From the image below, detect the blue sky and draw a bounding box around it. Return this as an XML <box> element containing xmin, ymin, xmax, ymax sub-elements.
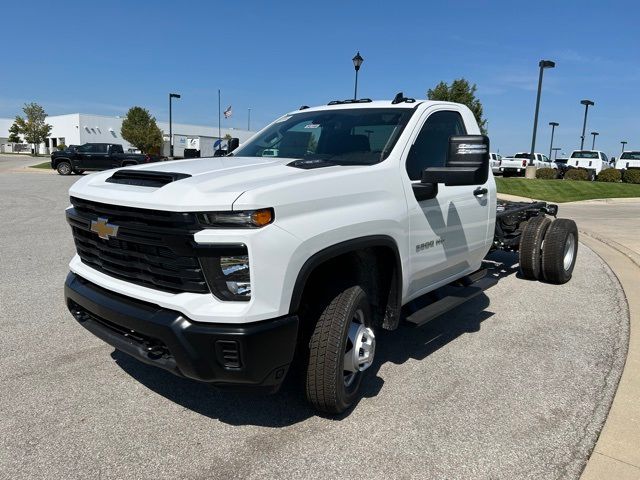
<box><xmin>2</xmin><ymin>0</ymin><xmax>638</xmax><ymax>156</ymax></box>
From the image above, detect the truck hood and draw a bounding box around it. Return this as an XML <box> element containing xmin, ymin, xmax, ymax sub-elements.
<box><xmin>68</xmin><ymin>156</ymin><xmax>350</xmax><ymax>211</ymax></box>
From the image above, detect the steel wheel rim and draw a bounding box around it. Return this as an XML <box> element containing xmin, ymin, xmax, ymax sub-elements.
<box><xmin>564</xmin><ymin>233</ymin><xmax>576</xmax><ymax>271</ymax></box>
<box><xmin>59</xmin><ymin>163</ymin><xmax>70</xmax><ymax>174</ymax></box>
<box><xmin>343</xmin><ymin>309</ymin><xmax>375</xmax><ymax>387</ymax></box>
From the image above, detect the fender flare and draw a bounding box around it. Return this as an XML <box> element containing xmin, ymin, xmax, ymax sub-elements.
<box><xmin>288</xmin><ymin>235</ymin><xmax>402</xmax><ymax>316</ymax></box>
<box><xmin>53</xmin><ymin>157</ymin><xmax>71</xmax><ymax>167</ymax></box>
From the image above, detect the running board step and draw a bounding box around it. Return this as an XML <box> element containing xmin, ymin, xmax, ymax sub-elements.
<box><xmin>405</xmin><ymin>275</ymin><xmax>498</xmax><ymax>327</ymax></box>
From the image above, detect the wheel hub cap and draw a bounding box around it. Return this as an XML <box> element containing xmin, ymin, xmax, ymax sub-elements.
<box><xmin>343</xmin><ymin>310</ymin><xmax>375</xmax><ymax>386</ymax></box>
<box><xmin>564</xmin><ymin>233</ymin><xmax>576</xmax><ymax>271</ymax></box>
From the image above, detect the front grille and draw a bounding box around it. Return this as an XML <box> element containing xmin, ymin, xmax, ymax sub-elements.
<box><xmin>68</xmin><ymin>197</ymin><xmax>209</xmax><ymax>294</ymax></box>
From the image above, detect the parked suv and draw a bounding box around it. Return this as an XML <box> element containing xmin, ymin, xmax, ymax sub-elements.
<box><xmin>50</xmin><ymin>143</ymin><xmax>163</xmax><ymax>175</ymax></box>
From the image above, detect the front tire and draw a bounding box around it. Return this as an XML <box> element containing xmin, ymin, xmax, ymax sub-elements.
<box><xmin>56</xmin><ymin>161</ymin><xmax>72</xmax><ymax>175</ymax></box>
<box><xmin>306</xmin><ymin>285</ymin><xmax>375</xmax><ymax>414</ymax></box>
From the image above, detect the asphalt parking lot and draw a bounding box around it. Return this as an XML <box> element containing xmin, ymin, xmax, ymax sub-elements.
<box><xmin>0</xmin><ymin>155</ymin><xmax>629</xmax><ymax>479</ymax></box>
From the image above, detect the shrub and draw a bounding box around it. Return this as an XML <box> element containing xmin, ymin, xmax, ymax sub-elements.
<box><xmin>622</xmin><ymin>169</ymin><xmax>640</xmax><ymax>184</ymax></box>
<box><xmin>564</xmin><ymin>168</ymin><xmax>589</xmax><ymax>181</ymax></box>
<box><xmin>596</xmin><ymin>168</ymin><xmax>622</xmax><ymax>182</ymax></box>
<box><xmin>535</xmin><ymin>168</ymin><xmax>557</xmax><ymax>179</ymax></box>
<box><xmin>57</xmin><ymin>143</ymin><xmax>66</xmax><ymax>151</ymax></box>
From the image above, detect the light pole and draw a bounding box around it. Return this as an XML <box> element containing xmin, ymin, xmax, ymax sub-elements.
<box><xmin>247</xmin><ymin>108</ymin><xmax>251</xmax><ymax>131</ymax></box>
<box><xmin>548</xmin><ymin>122</ymin><xmax>559</xmax><ymax>159</ymax></box>
<box><xmin>169</xmin><ymin>93</ymin><xmax>181</xmax><ymax>157</ymax></box>
<box><xmin>621</xmin><ymin>140</ymin><xmax>627</xmax><ymax>153</ymax></box>
<box><xmin>579</xmin><ymin>99</ymin><xmax>594</xmax><ymax>149</ymax></box>
<box><xmin>528</xmin><ymin>60</ymin><xmax>555</xmax><ymax>176</ymax></box>
<box><xmin>591</xmin><ymin>131</ymin><xmax>599</xmax><ymax>150</ymax></box>
<box><xmin>352</xmin><ymin>51</ymin><xmax>364</xmax><ymax>100</ymax></box>
<box><xmin>552</xmin><ymin>147</ymin><xmax>561</xmax><ymax>160</ymax></box>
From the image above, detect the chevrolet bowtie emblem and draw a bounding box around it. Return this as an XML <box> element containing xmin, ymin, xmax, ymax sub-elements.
<box><xmin>90</xmin><ymin>217</ymin><xmax>119</xmax><ymax>240</ymax></box>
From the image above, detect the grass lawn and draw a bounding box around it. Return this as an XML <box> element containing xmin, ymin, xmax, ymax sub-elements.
<box><xmin>29</xmin><ymin>162</ymin><xmax>51</xmax><ymax>169</ymax></box>
<box><xmin>496</xmin><ymin>177</ymin><xmax>640</xmax><ymax>203</ymax></box>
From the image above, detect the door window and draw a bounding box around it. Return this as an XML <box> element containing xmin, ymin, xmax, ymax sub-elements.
<box><xmin>93</xmin><ymin>144</ymin><xmax>108</xmax><ymax>153</ymax></box>
<box><xmin>406</xmin><ymin>110</ymin><xmax>467</xmax><ymax>180</ymax></box>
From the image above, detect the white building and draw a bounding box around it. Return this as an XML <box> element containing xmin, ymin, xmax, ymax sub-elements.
<box><xmin>0</xmin><ymin>113</ymin><xmax>255</xmax><ymax>156</ymax></box>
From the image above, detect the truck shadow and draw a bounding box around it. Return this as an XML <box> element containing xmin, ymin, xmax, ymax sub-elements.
<box><xmin>111</xmin><ymin>251</ymin><xmax>521</xmax><ymax>427</ymax></box>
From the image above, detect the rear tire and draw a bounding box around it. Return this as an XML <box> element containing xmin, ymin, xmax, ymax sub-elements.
<box><xmin>305</xmin><ymin>285</ymin><xmax>374</xmax><ymax>414</ymax></box>
<box><xmin>56</xmin><ymin>161</ymin><xmax>72</xmax><ymax>175</ymax></box>
<box><xmin>542</xmin><ymin>219</ymin><xmax>579</xmax><ymax>284</ymax></box>
<box><xmin>519</xmin><ymin>215</ymin><xmax>552</xmax><ymax>280</ymax></box>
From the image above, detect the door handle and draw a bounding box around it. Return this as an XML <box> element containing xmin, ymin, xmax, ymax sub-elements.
<box><xmin>473</xmin><ymin>187</ymin><xmax>488</xmax><ymax>197</ymax></box>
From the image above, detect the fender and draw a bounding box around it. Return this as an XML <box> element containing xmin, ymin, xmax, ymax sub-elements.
<box><xmin>288</xmin><ymin>235</ymin><xmax>402</xmax><ymax>318</ymax></box>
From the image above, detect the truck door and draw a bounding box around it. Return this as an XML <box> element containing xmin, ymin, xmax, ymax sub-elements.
<box><xmin>74</xmin><ymin>144</ymin><xmax>100</xmax><ymax>169</ymax></box>
<box><xmin>404</xmin><ymin>108</ymin><xmax>491</xmax><ymax>300</ymax></box>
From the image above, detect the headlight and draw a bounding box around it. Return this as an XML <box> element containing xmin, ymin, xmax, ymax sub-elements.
<box><xmin>199</xmin><ymin>247</ymin><xmax>252</xmax><ymax>301</ymax></box>
<box><xmin>197</xmin><ymin>208</ymin><xmax>274</xmax><ymax>228</ymax></box>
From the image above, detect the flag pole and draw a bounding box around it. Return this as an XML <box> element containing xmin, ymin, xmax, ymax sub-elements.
<box><xmin>218</xmin><ymin>89</ymin><xmax>221</xmax><ymax>153</ymax></box>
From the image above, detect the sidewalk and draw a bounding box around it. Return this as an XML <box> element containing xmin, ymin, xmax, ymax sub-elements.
<box><xmin>499</xmin><ymin>194</ymin><xmax>640</xmax><ymax>479</ymax></box>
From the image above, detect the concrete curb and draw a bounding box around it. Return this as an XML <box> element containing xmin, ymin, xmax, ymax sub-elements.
<box><xmin>579</xmin><ymin>234</ymin><xmax>640</xmax><ymax>479</ymax></box>
<box><xmin>497</xmin><ymin>193</ymin><xmax>640</xmax><ymax>205</ymax></box>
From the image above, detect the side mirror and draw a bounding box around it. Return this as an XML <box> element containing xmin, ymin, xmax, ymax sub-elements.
<box><xmin>422</xmin><ymin>135</ymin><xmax>490</xmax><ymax>186</ymax></box>
<box><xmin>227</xmin><ymin>137</ymin><xmax>240</xmax><ymax>153</ymax></box>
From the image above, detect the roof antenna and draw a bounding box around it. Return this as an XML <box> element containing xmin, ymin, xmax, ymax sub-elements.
<box><xmin>392</xmin><ymin>92</ymin><xmax>404</xmax><ymax>104</ymax></box>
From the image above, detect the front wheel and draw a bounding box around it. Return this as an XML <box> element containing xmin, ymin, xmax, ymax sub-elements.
<box><xmin>56</xmin><ymin>161</ymin><xmax>72</xmax><ymax>175</ymax></box>
<box><xmin>306</xmin><ymin>285</ymin><xmax>375</xmax><ymax>414</ymax></box>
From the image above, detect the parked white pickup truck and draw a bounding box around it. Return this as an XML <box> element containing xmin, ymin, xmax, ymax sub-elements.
<box><xmin>64</xmin><ymin>95</ymin><xmax>578</xmax><ymax>413</ymax></box>
<box><xmin>615</xmin><ymin>151</ymin><xmax>640</xmax><ymax>171</ymax></box>
<box><xmin>489</xmin><ymin>152</ymin><xmax>502</xmax><ymax>175</ymax></box>
<box><xmin>499</xmin><ymin>152</ymin><xmax>555</xmax><ymax>176</ymax></box>
<box><xmin>567</xmin><ymin>150</ymin><xmax>610</xmax><ymax>180</ymax></box>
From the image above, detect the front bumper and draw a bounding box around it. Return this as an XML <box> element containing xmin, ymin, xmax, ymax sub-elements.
<box><xmin>65</xmin><ymin>272</ymin><xmax>298</xmax><ymax>392</ymax></box>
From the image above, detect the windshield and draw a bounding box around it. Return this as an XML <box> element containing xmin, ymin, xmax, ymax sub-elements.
<box><xmin>514</xmin><ymin>153</ymin><xmax>531</xmax><ymax>159</ymax></box>
<box><xmin>571</xmin><ymin>151</ymin><xmax>599</xmax><ymax>159</ymax></box>
<box><xmin>621</xmin><ymin>152</ymin><xmax>640</xmax><ymax>160</ymax></box>
<box><xmin>233</xmin><ymin>108</ymin><xmax>414</xmax><ymax>165</ymax></box>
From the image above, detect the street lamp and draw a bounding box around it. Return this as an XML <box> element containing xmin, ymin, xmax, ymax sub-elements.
<box><xmin>591</xmin><ymin>131</ymin><xmax>599</xmax><ymax>150</ymax></box>
<box><xmin>352</xmin><ymin>51</ymin><xmax>364</xmax><ymax>100</ymax></box>
<box><xmin>552</xmin><ymin>147</ymin><xmax>562</xmax><ymax>160</ymax></box>
<box><xmin>579</xmin><ymin>99</ymin><xmax>594</xmax><ymax>149</ymax></box>
<box><xmin>548</xmin><ymin>122</ymin><xmax>559</xmax><ymax>159</ymax></box>
<box><xmin>169</xmin><ymin>93</ymin><xmax>181</xmax><ymax>157</ymax></box>
<box><xmin>621</xmin><ymin>140</ymin><xmax>627</xmax><ymax>153</ymax></box>
<box><xmin>528</xmin><ymin>60</ymin><xmax>555</xmax><ymax>173</ymax></box>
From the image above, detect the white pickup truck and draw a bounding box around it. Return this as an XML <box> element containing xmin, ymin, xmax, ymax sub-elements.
<box><xmin>615</xmin><ymin>151</ymin><xmax>640</xmax><ymax>171</ymax></box>
<box><xmin>499</xmin><ymin>152</ymin><xmax>555</xmax><ymax>176</ymax></box>
<box><xmin>64</xmin><ymin>95</ymin><xmax>578</xmax><ymax>413</ymax></box>
<box><xmin>568</xmin><ymin>150</ymin><xmax>610</xmax><ymax>180</ymax></box>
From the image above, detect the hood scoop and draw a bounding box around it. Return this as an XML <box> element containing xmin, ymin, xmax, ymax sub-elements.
<box><xmin>287</xmin><ymin>159</ymin><xmax>337</xmax><ymax>170</ymax></box>
<box><xmin>105</xmin><ymin>170</ymin><xmax>191</xmax><ymax>187</ymax></box>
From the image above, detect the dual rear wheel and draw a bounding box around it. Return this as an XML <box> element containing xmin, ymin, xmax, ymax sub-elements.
<box><xmin>519</xmin><ymin>217</ymin><xmax>578</xmax><ymax>284</ymax></box>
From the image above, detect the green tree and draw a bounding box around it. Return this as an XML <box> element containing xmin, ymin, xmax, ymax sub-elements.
<box><xmin>7</xmin><ymin>122</ymin><xmax>21</xmax><ymax>143</ymax></box>
<box><xmin>13</xmin><ymin>103</ymin><xmax>52</xmax><ymax>156</ymax></box>
<box><xmin>427</xmin><ymin>79</ymin><xmax>487</xmax><ymax>134</ymax></box>
<box><xmin>120</xmin><ymin>106</ymin><xmax>163</xmax><ymax>154</ymax></box>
